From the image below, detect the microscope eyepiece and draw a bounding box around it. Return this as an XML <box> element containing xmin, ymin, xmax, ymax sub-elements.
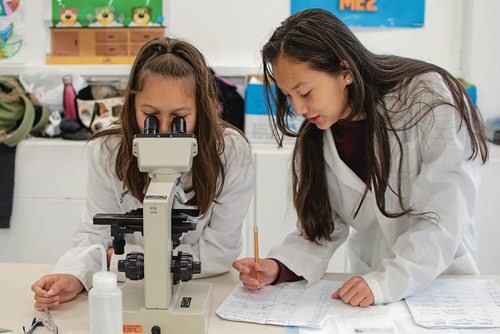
<box><xmin>144</xmin><ymin>115</ymin><xmax>159</xmax><ymax>134</ymax></box>
<box><xmin>144</xmin><ymin>116</ymin><xmax>187</xmax><ymax>134</ymax></box>
<box><xmin>172</xmin><ymin>117</ymin><xmax>186</xmax><ymax>134</ymax></box>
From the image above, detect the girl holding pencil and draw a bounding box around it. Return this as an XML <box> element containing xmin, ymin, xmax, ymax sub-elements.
<box><xmin>232</xmin><ymin>9</ymin><xmax>488</xmax><ymax>307</ymax></box>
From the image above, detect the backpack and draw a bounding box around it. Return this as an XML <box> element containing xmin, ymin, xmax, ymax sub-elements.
<box><xmin>0</xmin><ymin>76</ymin><xmax>49</xmax><ymax>147</ymax></box>
<box><xmin>211</xmin><ymin>70</ymin><xmax>245</xmax><ymax>131</ymax></box>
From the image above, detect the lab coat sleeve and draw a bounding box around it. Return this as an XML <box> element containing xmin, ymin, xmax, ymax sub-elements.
<box><xmin>267</xmin><ymin>214</ymin><xmax>349</xmax><ymax>286</ymax></box>
<box><xmin>175</xmin><ymin>129</ymin><xmax>255</xmax><ymax>277</ymax></box>
<box><xmin>53</xmin><ymin>138</ymin><xmax>122</xmax><ymax>290</ymax></box>
<box><xmin>362</xmin><ymin>77</ymin><xmax>482</xmax><ymax>304</ymax></box>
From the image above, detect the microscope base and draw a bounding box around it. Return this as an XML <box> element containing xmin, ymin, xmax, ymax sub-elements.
<box><xmin>121</xmin><ymin>280</ymin><xmax>213</xmax><ymax>334</ymax></box>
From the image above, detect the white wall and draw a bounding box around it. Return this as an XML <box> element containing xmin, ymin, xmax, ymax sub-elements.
<box><xmin>462</xmin><ymin>0</ymin><xmax>500</xmax><ymax>120</ymax></box>
<box><xmin>166</xmin><ymin>0</ymin><xmax>289</xmax><ymax>74</ymax></box>
<box><xmin>167</xmin><ymin>0</ymin><xmax>463</xmax><ymax>74</ymax></box>
<box><xmin>1</xmin><ymin>0</ymin><xmax>465</xmax><ymax>77</ymax></box>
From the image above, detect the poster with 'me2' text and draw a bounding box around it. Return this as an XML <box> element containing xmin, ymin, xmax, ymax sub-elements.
<box><xmin>291</xmin><ymin>0</ymin><xmax>425</xmax><ymax>28</ymax></box>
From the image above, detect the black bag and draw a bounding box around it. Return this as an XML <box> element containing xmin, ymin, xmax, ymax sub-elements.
<box><xmin>212</xmin><ymin>71</ymin><xmax>245</xmax><ymax>132</ymax></box>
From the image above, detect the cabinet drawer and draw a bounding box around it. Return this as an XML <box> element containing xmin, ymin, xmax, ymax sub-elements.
<box><xmin>95</xmin><ymin>43</ymin><xmax>128</xmax><ymax>56</ymax></box>
<box><xmin>130</xmin><ymin>29</ymin><xmax>164</xmax><ymax>43</ymax></box>
<box><xmin>95</xmin><ymin>31</ymin><xmax>127</xmax><ymax>43</ymax></box>
<box><xmin>130</xmin><ymin>42</ymin><xmax>146</xmax><ymax>56</ymax></box>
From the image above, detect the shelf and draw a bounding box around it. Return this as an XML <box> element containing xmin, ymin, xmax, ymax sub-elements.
<box><xmin>46</xmin><ymin>56</ymin><xmax>135</xmax><ymax>64</ymax></box>
<box><xmin>0</xmin><ymin>63</ymin><xmax>259</xmax><ymax>78</ymax></box>
<box><xmin>0</xmin><ymin>63</ymin><xmax>132</xmax><ymax>78</ymax></box>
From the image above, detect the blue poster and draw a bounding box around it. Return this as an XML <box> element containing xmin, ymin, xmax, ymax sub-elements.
<box><xmin>291</xmin><ymin>0</ymin><xmax>425</xmax><ymax>28</ymax></box>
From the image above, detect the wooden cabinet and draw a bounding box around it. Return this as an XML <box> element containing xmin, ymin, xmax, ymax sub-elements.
<box><xmin>51</xmin><ymin>30</ymin><xmax>79</xmax><ymax>56</ymax></box>
<box><xmin>130</xmin><ymin>29</ymin><xmax>160</xmax><ymax>56</ymax></box>
<box><xmin>47</xmin><ymin>27</ymin><xmax>165</xmax><ymax>64</ymax></box>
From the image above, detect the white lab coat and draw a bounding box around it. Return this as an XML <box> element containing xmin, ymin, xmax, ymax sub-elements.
<box><xmin>54</xmin><ymin>128</ymin><xmax>255</xmax><ymax>290</ymax></box>
<box><xmin>267</xmin><ymin>73</ymin><xmax>482</xmax><ymax>304</ymax></box>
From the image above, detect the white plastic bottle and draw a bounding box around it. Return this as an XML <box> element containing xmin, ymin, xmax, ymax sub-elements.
<box><xmin>89</xmin><ymin>271</ymin><xmax>123</xmax><ymax>334</ymax></box>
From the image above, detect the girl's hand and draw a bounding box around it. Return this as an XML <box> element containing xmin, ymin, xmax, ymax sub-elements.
<box><xmin>232</xmin><ymin>258</ymin><xmax>279</xmax><ymax>290</ymax></box>
<box><xmin>332</xmin><ymin>276</ymin><xmax>374</xmax><ymax>307</ymax></box>
<box><xmin>31</xmin><ymin>274</ymin><xmax>84</xmax><ymax>310</ymax></box>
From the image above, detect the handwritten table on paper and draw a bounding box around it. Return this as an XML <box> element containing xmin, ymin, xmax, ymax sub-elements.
<box><xmin>405</xmin><ymin>279</ymin><xmax>500</xmax><ymax>329</ymax></box>
<box><xmin>216</xmin><ymin>280</ymin><xmax>343</xmax><ymax>328</ymax></box>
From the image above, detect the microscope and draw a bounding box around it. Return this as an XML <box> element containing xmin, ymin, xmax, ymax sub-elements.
<box><xmin>94</xmin><ymin>116</ymin><xmax>212</xmax><ymax>334</ymax></box>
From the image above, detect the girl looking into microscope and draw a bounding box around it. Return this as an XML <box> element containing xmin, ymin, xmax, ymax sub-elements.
<box><xmin>32</xmin><ymin>37</ymin><xmax>255</xmax><ymax>309</ymax></box>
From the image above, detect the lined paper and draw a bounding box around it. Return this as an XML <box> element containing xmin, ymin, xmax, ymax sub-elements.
<box><xmin>216</xmin><ymin>280</ymin><xmax>342</xmax><ymax>328</ymax></box>
<box><xmin>405</xmin><ymin>279</ymin><xmax>500</xmax><ymax>329</ymax></box>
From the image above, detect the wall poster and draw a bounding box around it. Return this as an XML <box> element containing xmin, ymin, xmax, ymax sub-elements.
<box><xmin>51</xmin><ymin>0</ymin><xmax>164</xmax><ymax>28</ymax></box>
<box><xmin>291</xmin><ymin>0</ymin><xmax>425</xmax><ymax>28</ymax></box>
<box><xmin>0</xmin><ymin>0</ymin><xmax>25</xmax><ymax>62</ymax></box>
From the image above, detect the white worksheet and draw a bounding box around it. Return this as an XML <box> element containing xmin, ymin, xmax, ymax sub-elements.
<box><xmin>332</xmin><ymin>306</ymin><xmax>397</xmax><ymax>334</ymax></box>
<box><xmin>405</xmin><ymin>279</ymin><xmax>500</xmax><ymax>329</ymax></box>
<box><xmin>216</xmin><ymin>280</ymin><xmax>342</xmax><ymax>328</ymax></box>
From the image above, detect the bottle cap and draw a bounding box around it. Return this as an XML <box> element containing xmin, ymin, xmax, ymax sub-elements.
<box><xmin>92</xmin><ymin>271</ymin><xmax>118</xmax><ymax>289</ymax></box>
<box><xmin>62</xmin><ymin>75</ymin><xmax>73</xmax><ymax>84</ymax></box>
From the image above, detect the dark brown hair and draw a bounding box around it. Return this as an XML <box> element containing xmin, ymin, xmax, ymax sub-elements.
<box><xmin>94</xmin><ymin>37</ymin><xmax>233</xmax><ymax>215</ymax></box>
<box><xmin>262</xmin><ymin>9</ymin><xmax>488</xmax><ymax>242</ymax></box>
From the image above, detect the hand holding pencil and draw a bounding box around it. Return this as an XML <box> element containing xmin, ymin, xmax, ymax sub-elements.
<box><xmin>232</xmin><ymin>226</ymin><xmax>280</xmax><ymax>290</ymax></box>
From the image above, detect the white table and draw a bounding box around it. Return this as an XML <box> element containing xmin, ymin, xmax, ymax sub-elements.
<box><xmin>2</xmin><ymin>263</ymin><xmax>500</xmax><ymax>334</ymax></box>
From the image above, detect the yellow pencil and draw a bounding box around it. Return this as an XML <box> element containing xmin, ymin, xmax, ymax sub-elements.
<box><xmin>253</xmin><ymin>226</ymin><xmax>260</xmax><ymax>281</ymax></box>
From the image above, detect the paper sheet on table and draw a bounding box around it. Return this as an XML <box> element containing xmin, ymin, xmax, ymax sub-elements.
<box><xmin>300</xmin><ymin>300</ymin><xmax>500</xmax><ymax>334</ymax></box>
<box><xmin>333</xmin><ymin>308</ymin><xmax>396</xmax><ymax>333</ymax></box>
<box><xmin>405</xmin><ymin>279</ymin><xmax>500</xmax><ymax>329</ymax></box>
<box><xmin>216</xmin><ymin>280</ymin><xmax>342</xmax><ymax>328</ymax></box>
<box><xmin>299</xmin><ymin>303</ymin><xmax>397</xmax><ymax>334</ymax></box>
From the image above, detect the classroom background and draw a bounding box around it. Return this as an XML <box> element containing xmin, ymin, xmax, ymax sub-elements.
<box><xmin>0</xmin><ymin>0</ymin><xmax>499</xmax><ymax>276</ymax></box>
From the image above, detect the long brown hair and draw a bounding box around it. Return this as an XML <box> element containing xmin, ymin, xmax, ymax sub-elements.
<box><xmin>262</xmin><ymin>9</ymin><xmax>488</xmax><ymax>242</ymax></box>
<box><xmin>94</xmin><ymin>37</ymin><xmax>231</xmax><ymax>215</ymax></box>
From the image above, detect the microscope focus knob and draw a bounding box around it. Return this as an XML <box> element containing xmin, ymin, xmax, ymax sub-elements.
<box><xmin>171</xmin><ymin>252</ymin><xmax>201</xmax><ymax>284</ymax></box>
<box><xmin>192</xmin><ymin>260</ymin><xmax>201</xmax><ymax>275</ymax></box>
<box><xmin>118</xmin><ymin>252</ymin><xmax>144</xmax><ymax>280</ymax></box>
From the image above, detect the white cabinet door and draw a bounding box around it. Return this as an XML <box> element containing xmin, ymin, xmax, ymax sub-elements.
<box><xmin>475</xmin><ymin>144</ymin><xmax>500</xmax><ymax>275</ymax></box>
<box><xmin>0</xmin><ymin>198</ymin><xmax>85</xmax><ymax>263</ymax></box>
<box><xmin>248</xmin><ymin>145</ymin><xmax>347</xmax><ymax>273</ymax></box>
<box><xmin>0</xmin><ymin>138</ymin><xmax>88</xmax><ymax>264</ymax></box>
